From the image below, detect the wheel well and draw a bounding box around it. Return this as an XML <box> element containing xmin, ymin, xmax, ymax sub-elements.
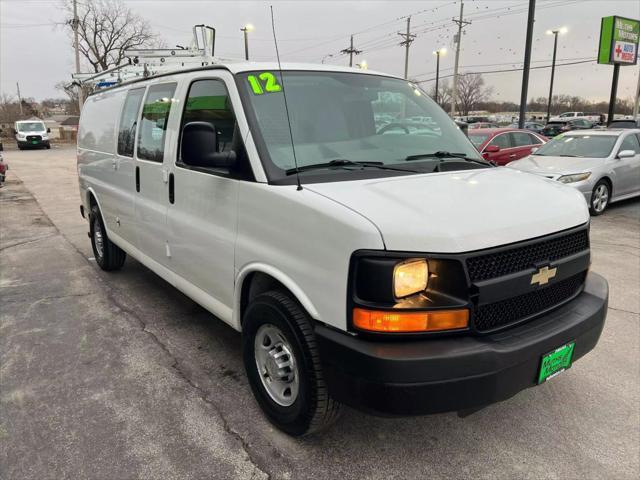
<box><xmin>599</xmin><ymin>176</ymin><xmax>613</xmax><ymax>196</ymax></box>
<box><xmin>88</xmin><ymin>191</ymin><xmax>97</xmax><ymax>209</ymax></box>
<box><xmin>240</xmin><ymin>272</ymin><xmax>290</xmax><ymax>325</ymax></box>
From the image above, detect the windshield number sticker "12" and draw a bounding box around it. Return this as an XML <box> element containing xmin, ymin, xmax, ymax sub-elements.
<box><xmin>247</xmin><ymin>72</ymin><xmax>282</xmax><ymax>94</ymax></box>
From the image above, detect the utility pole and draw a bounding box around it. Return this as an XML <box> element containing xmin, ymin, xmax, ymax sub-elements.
<box><xmin>450</xmin><ymin>0</ymin><xmax>471</xmax><ymax>118</ymax></box>
<box><xmin>16</xmin><ymin>82</ymin><xmax>23</xmax><ymax>116</ymax></box>
<box><xmin>72</xmin><ymin>0</ymin><xmax>83</xmax><ymax>110</ymax></box>
<box><xmin>341</xmin><ymin>35</ymin><xmax>361</xmax><ymax>67</ymax></box>
<box><xmin>398</xmin><ymin>17</ymin><xmax>416</xmax><ymax>79</ymax></box>
<box><xmin>518</xmin><ymin>0</ymin><xmax>536</xmax><ymax>129</ymax></box>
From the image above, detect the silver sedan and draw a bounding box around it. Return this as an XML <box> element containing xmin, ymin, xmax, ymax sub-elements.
<box><xmin>508</xmin><ymin>129</ymin><xmax>640</xmax><ymax>215</ymax></box>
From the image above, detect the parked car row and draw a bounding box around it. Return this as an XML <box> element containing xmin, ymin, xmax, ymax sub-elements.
<box><xmin>542</xmin><ymin>118</ymin><xmax>594</xmax><ymax>137</ymax></box>
<box><xmin>508</xmin><ymin>129</ymin><xmax>640</xmax><ymax>215</ymax></box>
<box><xmin>465</xmin><ymin>121</ymin><xmax>640</xmax><ymax>215</ymax></box>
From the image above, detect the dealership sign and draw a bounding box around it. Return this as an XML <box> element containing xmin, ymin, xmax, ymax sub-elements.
<box><xmin>598</xmin><ymin>16</ymin><xmax>639</xmax><ymax>65</ymax></box>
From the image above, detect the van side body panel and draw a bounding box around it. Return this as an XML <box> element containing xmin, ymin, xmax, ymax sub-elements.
<box><xmin>78</xmin><ymin>89</ymin><xmax>131</xmax><ymax>236</ymax></box>
<box><xmin>234</xmin><ymin>182</ymin><xmax>384</xmax><ymax>331</ymax></box>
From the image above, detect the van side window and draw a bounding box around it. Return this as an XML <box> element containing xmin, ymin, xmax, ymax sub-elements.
<box><xmin>117</xmin><ymin>88</ymin><xmax>145</xmax><ymax>157</ymax></box>
<box><xmin>137</xmin><ymin>83</ymin><xmax>177</xmax><ymax>162</ymax></box>
<box><xmin>180</xmin><ymin>79</ymin><xmax>236</xmax><ymax>156</ymax></box>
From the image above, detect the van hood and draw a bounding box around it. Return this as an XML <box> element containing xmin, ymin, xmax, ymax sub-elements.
<box><xmin>305</xmin><ymin>168</ymin><xmax>589</xmax><ymax>253</ymax></box>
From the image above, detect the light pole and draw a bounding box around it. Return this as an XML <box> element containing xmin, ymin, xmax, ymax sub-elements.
<box><xmin>356</xmin><ymin>60</ymin><xmax>368</xmax><ymax>70</ymax></box>
<box><xmin>241</xmin><ymin>24</ymin><xmax>254</xmax><ymax>61</ymax></box>
<box><xmin>433</xmin><ymin>48</ymin><xmax>447</xmax><ymax>105</ymax></box>
<box><xmin>546</xmin><ymin>27</ymin><xmax>567</xmax><ymax>122</ymax></box>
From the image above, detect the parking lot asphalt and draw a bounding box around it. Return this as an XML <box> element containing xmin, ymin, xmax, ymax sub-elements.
<box><xmin>1</xmin><ymin>146</ymin><xmax>639</xmax><ymax>480</ymax></box>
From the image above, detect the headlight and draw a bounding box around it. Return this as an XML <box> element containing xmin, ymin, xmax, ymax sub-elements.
<box><xmin>17</xmin><ymin>133</ymin><xmax>26</xmax><ymax>139</ymax></box>
<box><xmin>351</xmin><ymin>254</ymin><xmax>470</xmax><ymax>334</ymax></box>
<box><xmin>558</xmin><ymin>172</ymin><xmax>591</xmax><ymax>184</ymax></box>
<box><xmin>393</xmin><ymin>259</ymin><xmax>428</xmax><ymax>298</ymax></box>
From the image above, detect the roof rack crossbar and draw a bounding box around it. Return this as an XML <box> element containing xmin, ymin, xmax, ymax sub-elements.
<box><xmin>72</xmin><ymin>25</ymin><xmax>229</xmax><ymax>91</ymax></box>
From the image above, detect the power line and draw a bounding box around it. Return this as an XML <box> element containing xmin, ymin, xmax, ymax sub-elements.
<box><xmin>412</xmin><ymin>56</ymin><xmax>594</xmax><ymax>79</ymax></box>
<box><xmin>414</xmin><ymin>59</ymin><xmax>595</xmax><ymax>84</ymax></box>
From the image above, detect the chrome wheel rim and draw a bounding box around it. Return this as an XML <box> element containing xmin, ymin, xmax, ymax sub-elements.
<box><xmin>592</xmin><ymin>184</ymin><xmax>609</xmax><ymax>213</ymax></box>
<box><xmin>93</xmin><ymin>218</ymin><xmax>104</xmax><ymax>258</ymax></box>
<box><xmin>254</xmin><ymin>324</ymin><xmax>299</xmax><ymax>406</ymax></box>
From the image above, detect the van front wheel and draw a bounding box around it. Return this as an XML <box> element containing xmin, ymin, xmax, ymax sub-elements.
<box><xmin>89</xmin><ymin>204</ymin><xmax>126</xmax><ymax>271</ymax></box>
<box><xmin>242</xmin><ymin>290</ymin><xmax>341</xmax><ymax>436</ymax></box>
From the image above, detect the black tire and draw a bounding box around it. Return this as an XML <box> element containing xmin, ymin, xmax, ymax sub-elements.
<box><xmin>89</xmin><ymin>204</ymin><xmax>126</xmax><ymax>271</ymax></box>
<box><xmin>45</xmin><ymin>144</ymin><xmax>51</xmax><ymax>150</ymax></box>
<box><xmin>589</xmin><ymin>179</ymin><xmax>610</xmax><ymax>216</ymax></box>
<box><xmin>17</xmin><ymin>146</ymin><xmax>23</xmax><ymax>151</ymax></box>
<box><xmin>242</xmin><ymin>290</ymin><xmax>341</xmax><ymax>436</ymax></box>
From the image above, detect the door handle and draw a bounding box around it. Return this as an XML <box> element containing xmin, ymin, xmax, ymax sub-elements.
<box><xmin>112</xmin><ymin>158</ymin><xmax>117</xmax><ymax>170</ymax></box>
<box><xmin>168</xmin><ymin>173</ymin><xmax>175</xmax><ymax>204</ymax></box>
<box><xmin>509</xmin><ymin>154</ymin><xmax>517</xmax><ymax>158</ymax></box>
<box><xmin>135</xmin><ymin>166</ymin><xmax>140</xmax><ymax>192</ymax></box>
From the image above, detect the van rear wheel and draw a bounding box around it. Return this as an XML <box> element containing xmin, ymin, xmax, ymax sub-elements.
<box><xmin>89</xmin><ymin>204</ymin><xmax>126</xmax><ymax>271</ymax></box>
<box><xmin>242</xmin><ymin>290</ymin><xmax>341</xmax><ymax>436</ymax></box>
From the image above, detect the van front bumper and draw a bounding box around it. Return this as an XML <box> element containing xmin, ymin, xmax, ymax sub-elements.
<box><xmin>316</xmin><ymin>272</ymin><xmax>608</xmax><ymax>416</ymax></box>
<box><xmin>17</xmin><ymin>139</ymin><xmax>49</xmax><ymax>148</ymax></box>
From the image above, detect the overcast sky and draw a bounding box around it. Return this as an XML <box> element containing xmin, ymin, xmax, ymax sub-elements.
<box><xmin>1</xmin><ymin>0</ymin><xmax>639</xmax><ymax>104</ymax></box>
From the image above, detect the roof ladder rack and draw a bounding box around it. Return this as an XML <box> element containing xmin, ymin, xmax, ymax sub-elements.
<box><xmin>71</xmin><ymin>25</ymin><xmax>237</xmax><ymax>91</ymax></box>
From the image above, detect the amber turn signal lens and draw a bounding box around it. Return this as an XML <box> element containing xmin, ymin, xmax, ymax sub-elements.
<box><xmin>353</xmin><ymin>308</ymin><xmax>469</xmax><ymax>333</ymax></box>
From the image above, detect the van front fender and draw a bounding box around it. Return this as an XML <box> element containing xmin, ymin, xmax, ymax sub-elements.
<box><xmin>233</xmin><ymin>263</ymin><xmax>321</xmax><ymax>331</ymax></box>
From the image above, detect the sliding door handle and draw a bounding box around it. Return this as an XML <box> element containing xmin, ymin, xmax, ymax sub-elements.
<box><xmin>168</xmin><ymin>173</ymin><xmax>175</xmax><ymax>204</ymax></box>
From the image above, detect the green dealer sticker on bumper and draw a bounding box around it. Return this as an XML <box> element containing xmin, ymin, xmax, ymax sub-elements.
<box><xmin>538</xmin><ymin>341</ymin><xmax>575</xmax><ymax>384</ymax></box>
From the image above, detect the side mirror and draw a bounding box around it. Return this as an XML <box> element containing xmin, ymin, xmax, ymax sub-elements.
<box><xmin>47</xmin><ymin>128</ymin><xmax>51</xmax><ymax>133</ymax></box>
<box><xmin>485</xmin><ymin>145</ymin><xmax>500</xmax><ymax>153</ymax></box>
<box><xmin>617</xmin><ymin>149</ymin><xmax>636</xmax><ymax>159</ymax></box>
<box><xmin>181</xmin><ymin>122</ymin><xmax>236</xmax><ymax>169</ymax></box>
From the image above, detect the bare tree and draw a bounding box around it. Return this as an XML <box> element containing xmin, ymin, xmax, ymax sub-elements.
<box><xmin>63</xmin><ymin>0</ymin><xmax>161</xmax><ymax>73</ymax></box>
<box><xmin>0</xmin><ymin>94</ymin><xmax>22</xmax><ymax>125</ymax></box>
<box><xmin>426</xmin><ymin>79</ymin><xmax>453</xmax><ymax>111</ymax></box>
<box><xmin>455</xmin><ymin>74</ymin><xmax>493</xmax><ymax>116</ymax></box>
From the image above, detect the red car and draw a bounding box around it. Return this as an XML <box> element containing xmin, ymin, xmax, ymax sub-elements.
<box><xmin>468</xmin><ymin>128</ymin><xmax>547</xmax><ymax>165</ymax></box>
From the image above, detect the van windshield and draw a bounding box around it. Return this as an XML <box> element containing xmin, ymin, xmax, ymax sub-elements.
<box><xmin>237</xmin><ymin>71</ymin><xmax>481</xmax><ymax>183</ymax></box>
<box><xmin>17</xmin><ymin>122</ymin><xmax>45</xmax><ymax>132</ymax></box>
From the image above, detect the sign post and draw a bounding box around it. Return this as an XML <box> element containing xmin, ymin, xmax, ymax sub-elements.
<box><xmin>598</xmin><ymin>16</ymin><xmax>640</xmax><ymax>125</ymax></box>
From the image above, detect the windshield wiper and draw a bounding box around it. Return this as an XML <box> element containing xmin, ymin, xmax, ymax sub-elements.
<box><xmin>285</xmin><ymin>159</ymin><xmax>419</xmax><ymax>175</ymax></box>
<box><xmin>405</xmin><ymin>151</ymin><xmax>493</xmax><ymax>167</ymax></box>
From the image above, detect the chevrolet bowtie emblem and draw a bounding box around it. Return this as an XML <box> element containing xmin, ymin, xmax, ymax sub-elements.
<box><xmin>531</xmin><ymin>266</ymin><xmax>557</xmax><ymax>286</ymax></box>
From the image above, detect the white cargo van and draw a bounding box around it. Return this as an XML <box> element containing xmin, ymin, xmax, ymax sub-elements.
<box><xmin>14</xmin><ymin>120</ymin><xmax>51</xmax><ymax>149</ymax></box>
<box><xmin>77</xmin><ymin>62</ymin><xmax>608</xmax><ymax>436</ymax></box>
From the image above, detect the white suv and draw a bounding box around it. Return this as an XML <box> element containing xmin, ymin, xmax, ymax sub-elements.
<box><xmin>77</xmin><ymin>63</ymin><xmax>608</xmax><ymax>436</ymax></box>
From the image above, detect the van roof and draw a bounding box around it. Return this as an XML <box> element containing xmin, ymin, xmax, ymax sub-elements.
<box><xmin>85</xmin><ymin>61</ymin><xmax>398</xmax><ymax>97</ymax></box>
